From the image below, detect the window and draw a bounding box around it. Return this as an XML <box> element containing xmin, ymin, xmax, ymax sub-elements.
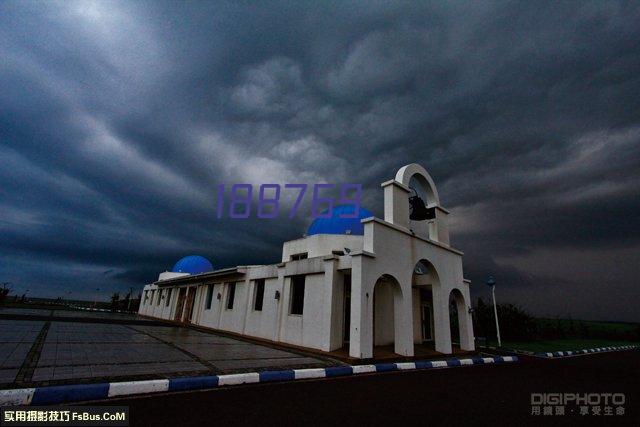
<box><xmin>253</xmin><ymin>279</ymin><xmax>265</xmax><ymax>311</ymax></box>
<box><xmin>226</xmin><ymin>283</ymin><xmax>236</xmax><ymax>310</ymax></box>
<box><xmin>290</xmin><ymin>252</ymin><xmax>308</xmax><ymax>261</ymax></box>
<box><xmin>290</xmin><ymin>275</ymin><xmax>305</xmax><ymax>315</ymax></box>
<box><xmin>205</xmin><ymin>284</ymin><xmax>214</xmax><ymax>310</ymax></box>
<box><xmin>343</xmin><ymin>275</ymin><xmax>351</xmax><ymax>343</ymax></box>
<box><xmin>150</xmin><ymin>290</ymin><xmax>155</xmax><ymax>306</ymax></box>
<box><xmin>157</xmin><ymin>290</ymin><xmax>162</xmax><ymax>306</ymax></box>
<box><xmin>166</xmin><ymin>288</ymin><xmax>172</xmax><ymax>307</ymax></box>
<box><xmin>144</xmin><ymin>290</ymin><xmax>149</xmax><ymax>304</ymax></box>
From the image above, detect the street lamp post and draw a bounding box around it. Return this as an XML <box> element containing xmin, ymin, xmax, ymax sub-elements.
<box><xmin>486</xmin><ymin>276</ymin><xmax>502</xmax><ymax>347</ymax></box>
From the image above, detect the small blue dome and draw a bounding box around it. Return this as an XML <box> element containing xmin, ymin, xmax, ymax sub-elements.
<box><xmin>172</xmin><ymin>255</ymin><xmax>214</xmax><ymax>275</ymax></box>
<box><xmin>307</xmin><ymin>205</ymin><xmax>374</xmax><ymax>236</ymax></box>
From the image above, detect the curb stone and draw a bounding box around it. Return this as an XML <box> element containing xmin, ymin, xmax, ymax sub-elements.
<box><xmin>0</xmin><ymin>356</ymin><xmax>517</xmax><ymax>406</ymax></box>
<box><xmin>534</xmin><ymin>345</ymin><xmax>638</xmax><ymax>358</ymax></box>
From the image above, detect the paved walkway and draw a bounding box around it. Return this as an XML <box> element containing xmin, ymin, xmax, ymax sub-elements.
<box><xmin>0</xmin><ymin>309</ymin><xmax>332</xmax><ymax>388</ymax></box>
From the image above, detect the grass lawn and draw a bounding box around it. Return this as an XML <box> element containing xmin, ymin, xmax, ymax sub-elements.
<box><xmin>537</xmin><ymin>318</ymin><xmax>638</xmax><ymax>335</ymax></box>
<box><xmin>501</xmin><ymin>339</ymin><xmax>638</xmax><ymax>353</ymax></box>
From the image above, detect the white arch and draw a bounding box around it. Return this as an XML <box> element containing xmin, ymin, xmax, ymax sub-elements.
<box><xmin>448</xmin><ymin>287</ymin><xmax>474</xmax><ymax>351</ymax></box>
<box><xmin>395</xmin><ymin>163</ymin><xmax>440</xmax><ymax>206</ymax></box>
<box><xmin>373</xmin><ymin>274</ymin><xmax>403</xmax><ymax>348</ymax></box>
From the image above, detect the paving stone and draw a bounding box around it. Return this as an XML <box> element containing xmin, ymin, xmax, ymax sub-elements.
<box><xmin>1</xmin><ymin>343</ymin><xmax>33</xmax><ymax>368</ymax></box>
<box><xmin>181</xmin><ymin>343</ymin><xmax>302</xmax><ymax>361</ymax></box>
<box><xmin>32</xmin><ymin>367</ymin><xmax>54</xmax><ymax>382</ymax></box>
<box><xmin>0</xmin><ymin>316</ymin><xmax>327</xmax><ymax>385</ymax></box>
<box><xmin>0</xmin><ymin>369</ymin><xmax>18</xmax><ymax>384</ymax></box>
<box><xmin>213</xmin><ymin>357</ymin><xmax>324</xmax><ymax>370</ymax></box>
<box><xmin>87</xmin><ymin>361</ymin><xmax>206</xmax><ymax>378</ymax></box>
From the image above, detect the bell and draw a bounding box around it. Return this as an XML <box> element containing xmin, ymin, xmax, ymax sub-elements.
<box><xmin>409</xmin><ymin>195</ymin><xmax>436</xmax><ymax>221</ymax></box>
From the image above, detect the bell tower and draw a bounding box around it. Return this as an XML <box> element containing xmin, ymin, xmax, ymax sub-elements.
<box><xmin>381</xmin><ymin>163</ymin><xmax>450</xmax><ymax>244</ymax></box>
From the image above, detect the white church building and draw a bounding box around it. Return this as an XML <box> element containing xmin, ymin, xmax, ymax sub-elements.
<box><xmin>139</xmin><ymin>164</ymin><xmax>475</xmax><ymax>359</ymax></box>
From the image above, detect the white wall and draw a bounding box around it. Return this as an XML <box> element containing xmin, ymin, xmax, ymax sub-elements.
<box><xmin>243</xmin><ymin>277</ymin><xmax>280</xmax><ymax>340</ymax></box>
<box><xmin>374</xmin><ymin>282</ymin><xmax>395</xmax><ymax>345</ymax></box>
<box><xmin>142</xmin><ymin>262</ymin><xmax>339</xmax><ymax>353</ymax></box>
<box><xmin>412</xmin><ymin>288</ymin><xmax>422</xmax><ymax>343</ymax></box>
<box><xmin>140</xmin><ymin>221</ymin><xmax>474</xmax><ymax>359</ymax></box>
<box><xmin>282</xmin><ymin>234</ymin><xmax>364</xmax><ymax>262</ymax></box>
<box><xmin>348</xmin><ymin>217</ymin><xmax>474</xmax><ymax>358</ymax></box>
<box><xmin>277</xmin><ymin>273</ymin><xmax>326</xmax><ymax>348</ymax></box>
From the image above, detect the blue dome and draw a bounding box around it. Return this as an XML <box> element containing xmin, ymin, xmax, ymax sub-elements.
<box><xmin>172</xmin><ymin>255</ymin><xmax>214</xmax><ymax>275</ymax></box>
<box><xmin>307</xmin><ymin>205</ymin><xmax>374</xmax><ymax>236</ymax></box>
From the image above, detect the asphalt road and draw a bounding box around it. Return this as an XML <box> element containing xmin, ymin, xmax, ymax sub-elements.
<box><xmin>104</xmin><ymin>350</ymin><xmax>640</xmax><ymax>426</ymax></box>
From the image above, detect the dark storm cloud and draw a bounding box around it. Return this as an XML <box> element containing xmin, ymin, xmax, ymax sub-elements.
<box><xmin>1</xmin><ymin>0</ymin><xmax>639</xmax><ymax>320</ymax></box>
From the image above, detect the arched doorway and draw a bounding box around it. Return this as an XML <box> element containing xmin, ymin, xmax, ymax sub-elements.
<box><xmin>449</xmin><ymin>288</ymin><xmax>471</xmax><ymax>351</ymax></box>
<box><xmin>372</xmin><ymin>274</ymin><xmax>403</xmax><ymax>356</ymax></box>
<box><xmin>411</xmin><ymin>260</ymin><xmax>441</xmax><ymax>355</ymax></box>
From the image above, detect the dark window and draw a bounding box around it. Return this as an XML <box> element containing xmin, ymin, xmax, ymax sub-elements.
<box><xmin>254</xmin><ymin>279</ymin><xmax>265</xmax><ymax>311</ymax></box>
<box><xmin>144</xmin><ymin>290</ymin><xmax>149</xmax><ymax>303</ymax></box>
<box><xmin>343</xmin><ymin>275</ymin><xmax>351</xmax><ymax>343</ymax></box>
<box><xmin>157</xmin><ymin>290</ymin><xmax>162</xmax><ymax>306</ymax></box>
<box><xmin>205</xmin><ymin>285</ymin><xmax>213</xmax><ymax>309</ymax></box>
<box><xmin>290</xmin><ymin>275</ymin><xmax>305</xmax><ymax>315</ymax></box>
<box><xmin>166</xmin><ymin>288</ymin><xmax>172</xmax><ymax>307</ymax></box>
<box><xmin>226</xmin><ymin>283</ymin><xmax>236</xmax><ymax>310</ymax></box>
<box><xmin>290</xmin><ymin>252</ymin><xmax>308</xmax><ymax>261</ymax></box>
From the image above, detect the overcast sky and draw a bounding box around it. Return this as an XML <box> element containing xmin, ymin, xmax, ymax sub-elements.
<box><xmin>1</xmin><ymin>1</ymin><xmax>639</xmax><ymax>321</ymax></box>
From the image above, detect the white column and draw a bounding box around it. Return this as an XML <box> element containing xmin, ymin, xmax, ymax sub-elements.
<box><xmin>394</xmin><ymin>281</ymin><xmax>415</xmax><ymax>356</ymax></box>
<box><xmin>458</xmin><ymin>286</ymin><xmax>475</xmax><ymax>351</ymax></box>
<box><xmin>321</xmin><ymin>258</ymin><xmax>340</xmax><ymax>352</ymax></box>
<box><xmin>381</xmin><ymin>180</ymin><xmax>411</xmax><ymax>229</ymax></box>
<box><xmin>432</xmin><ymin>285</ymin><xmax>453</xmax><ymax>354</ymax></box>
<box><xmin>273</xmin><ymin>267</ymin><xmax>285</xmax><ymax>342</ymax></box>
<box><xmin>241</xmin><ymin>278</ymin><xmax>253</xmax><ymax>335</ymax></box>
<box><xmin>349</xmin><ymin>256</ymin><xmax>373</xmax><ymax>358</ymax></box>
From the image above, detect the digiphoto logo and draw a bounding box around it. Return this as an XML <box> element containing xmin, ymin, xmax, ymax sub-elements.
<box><xmin>530</xmin><ymin>393</ymin><xmax>626</xmax><ymax>416</ymax></box>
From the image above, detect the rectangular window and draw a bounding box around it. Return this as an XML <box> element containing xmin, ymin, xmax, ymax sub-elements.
<box><xmin>150</xmin><ymin>290</ymin><xmax>155</xmax><ymax>306</ymax></box>
<box><xmin>166</xmin><ymin>288</ymin><xmax>172</xmax><ymax>307</ymax></box>
<box><xmin>290</xmin><ymin>252</ymin><xmax>308</xmax><ymax>261</ymax></box>
<box><xmin>205</xmin><ymin>284</ymin><xmax>214</xmax><ymax>310</ymax></box>
<box><xmin>290</xmin><ymin>275</ymin><xmax>305</xmax><ymax>315</ymax></box>
<box><xmin>157</xmin><ymin>290</ymin><xmax>162</xmax><ymax>306</ymax></box>
<box><xmin>343</xmin><ymin>275</ymin><xmax>351</xmax><ymax>343</ymax></box>
<box><xmin>226</xmin><ymin>283</ymin><xmax>236</xmax><ymax>310</ymax></box>
<box><xmin>253</xmin><ymin>279</ymin><xmax>265</xmax><ymax>311</ymax></box>
<box><xmin>144</xmin><ymin>290</ymin><xmax>149</xmax><ymax>304</ymax></box>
